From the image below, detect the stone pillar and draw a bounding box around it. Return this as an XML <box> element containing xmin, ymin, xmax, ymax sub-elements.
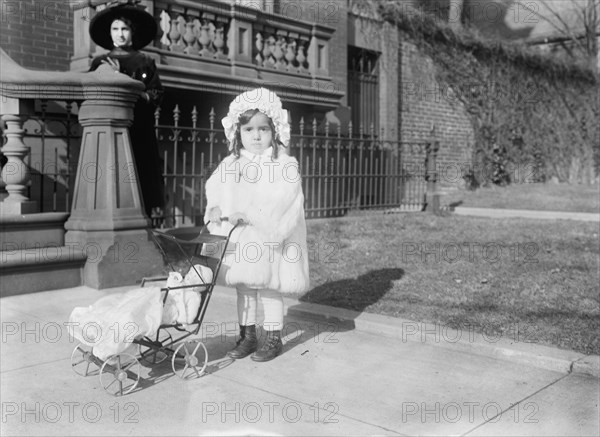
<box><xmin>64</xmin><ymin>96</ymin><xmax>163</xmax><ymax>289</ymax></box>
<box><xmin>425</xmin><ymin>138</ymin><xmax>440</xmax><ymax>214</ymax></box>
<box><xmin>0</xmin><ymin>98</ymin><xmax>37</xmax><ymax>215</ymax></box>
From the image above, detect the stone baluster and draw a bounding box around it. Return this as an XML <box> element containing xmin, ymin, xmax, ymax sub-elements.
<box><xmin>214</xmin><ymin>15</ymin><xmax>229</xmax><ymax>59</ymax></box>
<box><xmin>255</xmin><ymin>32</ymin><xmax>264</xmax><ymax>65</ymax></box>
<box><xmin>296</xmin><ymin>37</ymin><xmax>308</xmax><ymax>71</ymax></box>
<box><xmin>168</xmin><ymin>11</ymin><xmax>185</xmax><ymax>53</ymax></box>
<box><xmin>192</xmin><ymin>18</ymin><xmax>202</xmax><ymax>53</ymax></box>
<box><xmin>285</xmin><ymin>34</ymin><xmax>297</xmax><ymax>71</ymax></box>
<box><xmin>273</xmin><ymin>33</ymin><xmax>285</xmax><ymax>69</ymax></box>
<box><xmin>198</xmin><ymin>18</ymin><xmax>212</xmax><ymax>56</ymax></box>
<box><xmin>0</xmin><ymin>99</ymin><xmax>37</xmax><ymax>215</ymax></box>
<box><xmin>159</xmin><ymin>10</ymin><xmax>171</xmax><ymax>49</ymax></box>
<box><xmin>214</xmin><ymin>25</ymin><xmax>225</xmax><ymax>58</ymax></box>
<box><xmin>183</xmin><ymin>16</ymin><xmax>197</xmax><ymax>55</ymax></box>
<box><xmin>263</xmin><ymin>34</ymin><xmax>275</xmax><ymax>67</ymax></box>
<box><xmin>207</xmin><ymin>21</ymin><xmax>217</xmax><ymax>55</ymax></box>
<box><xmin>202</xmin><ymin>13</ymin><xmax>218</xmax><ymax>56</ymax></box>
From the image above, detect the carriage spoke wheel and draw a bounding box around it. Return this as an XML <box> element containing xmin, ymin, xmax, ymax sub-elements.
<box><xmin>71</xmin><ymin>344</ymin><xmax>97</xmax><ymax>377</ymax></box>
<box><xmin>140</xmin><ymin>330</ymin><xmax>173</xmax><ymax>365</ymax></box>
<box><xmin>100</xmin><ymin>353</ymin><xmax>141</xmax><ymax>396</ymax></box>
<box><xmin>172</xmin><ymin>340</ymin><xmax>208</xmax><ymax>380</ymax></box>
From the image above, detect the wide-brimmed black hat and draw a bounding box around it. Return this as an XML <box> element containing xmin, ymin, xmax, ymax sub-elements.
<box><xmin>89</xmin><ymin>1</ymin><xmax>157</xmax><ymax>50</ymax></box>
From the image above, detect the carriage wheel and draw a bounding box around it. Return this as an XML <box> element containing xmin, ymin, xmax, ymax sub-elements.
<box><xmin>171</xmin><ymin>340</ymin><xmax>208</xmax><ymax>380</ymax></box>
<box><xmin>139</xmin><ymin>329</ymin><xmax>173</xmax><ymax>365</ymax></box>
<box><xmin>99</xmin><ymin>353</ymin><xmax>141</xmax><ymax>396</ymax></box>
<box><xmin>71</xmin><ymin>344</ymin><xmax>97</xmax><ymax>377</ymax></box>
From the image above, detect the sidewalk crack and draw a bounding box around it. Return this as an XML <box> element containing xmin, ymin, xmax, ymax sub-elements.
<box><xmin>461</xmin><ymin>373</ymin><xmax>571</xmax><ymax>436</ymax></box>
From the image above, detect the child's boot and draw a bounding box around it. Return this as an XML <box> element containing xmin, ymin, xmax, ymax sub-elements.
<box><xmin>227</xmin><ymin>324</ymin><xmax>258</xmax><ymax>359</ymax></box>
<box><xmin>251</xmin><ymin>330</ymin><xmax>283</xmax><ymax>362</ymax></box>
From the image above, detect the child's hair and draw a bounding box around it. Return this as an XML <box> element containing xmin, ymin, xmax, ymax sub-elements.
<box><xmin>230</xmin><ymin>109</ymin><xmax>283</xmax><ymax>159</ymax></box>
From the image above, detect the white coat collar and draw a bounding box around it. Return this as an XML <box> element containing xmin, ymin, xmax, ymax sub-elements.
<box><xmin>240</xmin><ymin>146</ymin><xmax>273</xmax><ymax>162</ymax></box>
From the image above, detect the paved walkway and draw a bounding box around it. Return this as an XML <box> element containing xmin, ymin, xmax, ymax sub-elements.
<box><xmin>1</xmin><ymin>285</ymin><xmax>599</xmax><ymax>436</ymax></box>
<box><xmin>453</xmin><ymin>207</ymin><xmax>600</xmax><ymax>222</ymax></box>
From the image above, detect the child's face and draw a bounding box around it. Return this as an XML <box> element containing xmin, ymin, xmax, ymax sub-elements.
<box><xmin>240</xmin><ymin>112</ymin><xmax>273</xmax><ymax>155</ymax></box>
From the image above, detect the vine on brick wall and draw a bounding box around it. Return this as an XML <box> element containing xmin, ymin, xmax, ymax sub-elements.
<box><xmin>377</xmin><ymin>1</ymin><xmax>599</xmax><ymax>185</ymax></box>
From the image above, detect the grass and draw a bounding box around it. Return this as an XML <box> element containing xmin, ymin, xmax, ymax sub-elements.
<box><xmin>443</xmin><ymin>182</ymin><xmax>600</xmax><ymax>213</ymax></box>
<box><xmin>295</xmin><ymin>212</ymin><xmax>600</xmax><ymax>355</ymax></box>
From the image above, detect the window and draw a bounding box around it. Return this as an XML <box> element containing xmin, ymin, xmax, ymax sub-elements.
<box><xmin>347</xmin><ymin>46</ymin><xmax>380</xmax><ymax>136</ymax></box>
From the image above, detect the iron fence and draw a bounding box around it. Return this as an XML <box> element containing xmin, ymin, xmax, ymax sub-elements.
<box><xmin>7</xmin><ymin>100</ymin><xmax>82</xmax><ymax>213</ymax></box>
<box><xmin>5</xmin><ymin>102</ymin><xmax>437</xmax><ymax>228</ymax></box>
<box><xmin>155</xmin><ymin>105</ymin><xmax>434</xmax><ymax>227</ymax></box>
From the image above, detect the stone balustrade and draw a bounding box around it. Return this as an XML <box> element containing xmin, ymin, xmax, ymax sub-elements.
<box><xmin>71</xmin><ymin>0</ymin><xmax>342</xmax><ymax>107</ymax></box>
<box><xmin>0</xmin><ymin>48</ymin><xmax>163</xmax><ymax>289</ymax></box>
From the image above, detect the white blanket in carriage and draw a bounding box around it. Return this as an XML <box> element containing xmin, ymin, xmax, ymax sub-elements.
<box><xmin>68</xmin><ymin>265</ymin><xmax>213</xmax><ymax>361</ymax></box>
<box><xmin>162</xmin><ymin>264</ymin><xmax>213</xmax><ymax>326</ymax></box>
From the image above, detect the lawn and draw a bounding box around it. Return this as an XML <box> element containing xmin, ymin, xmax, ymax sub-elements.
<box><xmin>296</xmin><ymin>212</ymin><xmax>600</xmax><ymax>355</ymax></box>
<box><xmin>443</xmin><ymin>182</ymin><xmax>600</xmax><ymax>213</ymax></box>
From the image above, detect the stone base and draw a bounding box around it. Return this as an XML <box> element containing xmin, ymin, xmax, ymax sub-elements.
<box><xmin>0</xmin><ymin>246</ymin><xmax>86</xmax><ymax>297</ymax></box>
<box><xmin>65</xmin><ymin>228</ymin><xmax>165</xmax><ymax>289</ymax></box>
<box><xmin>1</xmin><ymin>200</ymin><xmax>38</xmax><ymax>215</ymax></box>
<box><xmin>0</xmin><ymin>212</ymin><xmax>69</xmax><ymax>250</ymax></box>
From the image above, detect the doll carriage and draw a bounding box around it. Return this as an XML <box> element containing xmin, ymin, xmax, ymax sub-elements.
<box><xmin>69</xmin><ymin>221</ymin><xmax>236</xmax><ymax>396</ymax></box>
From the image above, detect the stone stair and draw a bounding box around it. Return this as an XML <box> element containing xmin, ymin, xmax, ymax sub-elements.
<box><xmin>0</xmin><ymin>213</ymin><xmax>86</xmax><ymax>297</ymax></box>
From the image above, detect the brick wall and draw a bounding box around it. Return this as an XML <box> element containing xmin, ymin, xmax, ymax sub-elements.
<box><xmin>398</xmin><ymin>37</ymin><xmax>474</xmax><ymax>194</ymax></box>
<box><xmin>321</xmin><ymin>0</ymin><xmax>348</xmax><ymax>106</ymax></box>
<box><xmin>0</xmin><ymin>0</ymin><xmax>74</xmax><ymax>70</ymax></box>
<box><xmin>380</xmin><ymin>21</ymin><xmax>399</xmax><ymax>140</ymax></box>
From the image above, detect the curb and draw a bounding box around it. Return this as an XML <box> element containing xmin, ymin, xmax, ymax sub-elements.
<box><xmin>280</xmin><ymin>296</ymin><xmax>600</xmax><ymax>378</ymax></box>
<box><xmin>453</xmin><ymin>206</ymin><xmax>600</xmax><ymax>222</ymax></box>
<box><xmin>68</xmin><ymin>284</ymin><xmax>600</xmax><ymax>379</ymax></box>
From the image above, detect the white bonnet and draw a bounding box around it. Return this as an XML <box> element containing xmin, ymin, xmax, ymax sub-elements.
<box><xmin>221</xmin><ymin>87</ymin><xmax>291</xmax><ymax>149</ymax></box>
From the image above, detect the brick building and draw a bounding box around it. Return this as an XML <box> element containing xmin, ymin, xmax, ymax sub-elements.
<box><xmin>0</xmin><ymin>0</ymin><xmax>472</xmax><ymax>291</ymax></box>
<box><xmin>1</xmin><ymin>0</ymin><xmax>470</xmax><ymax>221</ymax></box>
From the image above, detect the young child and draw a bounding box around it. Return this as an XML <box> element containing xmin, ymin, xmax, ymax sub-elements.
<box><xmin>204</xmin><ymin>88</ymin><xmax>309</xmax><ymax>362</ymax></box>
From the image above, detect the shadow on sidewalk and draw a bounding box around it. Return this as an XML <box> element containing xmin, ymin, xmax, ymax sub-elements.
<box><xmin>282</xmin><ymin>268</ymin><xmax>405</xmax><ymax>354</ymax></box>
<box><xmin>131</xmin><ymin>268</ymin><xmax>404</xmax><ymax>375</ymax></box>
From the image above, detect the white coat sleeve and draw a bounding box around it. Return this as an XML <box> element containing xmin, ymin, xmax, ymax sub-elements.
<box><xmin>203</xmin><ymin>159</ymin><xmax>227</xmax><ymax>223</ymax></box>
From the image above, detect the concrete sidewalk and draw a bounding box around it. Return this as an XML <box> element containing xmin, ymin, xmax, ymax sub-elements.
<box><xmin>1</xmin><ymin>285</ymin><xmax>599</xmax><ymax>436</ymax></box>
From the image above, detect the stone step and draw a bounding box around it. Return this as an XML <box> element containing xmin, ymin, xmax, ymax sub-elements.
<box><xmin>0</xmin><ymin>212</ymin><xmax>69</xmax><ymax>250</ymax></box>
<box><xmin>0</xmin><ymin>246</ymin><xmax>87</xmax><ymax>297</ymax></box>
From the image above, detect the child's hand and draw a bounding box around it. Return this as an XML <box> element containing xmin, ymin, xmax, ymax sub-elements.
<box><xmin>229</xmin><ymin>212</ymin><xmax>249</xmax><ymax>226</ymax></box>
<box><xmin>207</xmin><ymin>207</ymin><xmax>222</xmax><ymax>225</ymax></box>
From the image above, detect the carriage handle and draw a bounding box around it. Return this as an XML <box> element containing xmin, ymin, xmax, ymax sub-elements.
<box><xmin>208</xmin><ymin>216</ymin><xmax>246</xmax><ymax>226</ymax></box>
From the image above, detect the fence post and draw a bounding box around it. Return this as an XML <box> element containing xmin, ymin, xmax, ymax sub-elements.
<box><xmin>425</xmin><ymin>136</ymin><xmax>440</xmax><ymax>214</ymax></box>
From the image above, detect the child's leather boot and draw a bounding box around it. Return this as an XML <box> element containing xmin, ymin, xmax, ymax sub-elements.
<box><xmin>251</xmin><ymin>330</ymin><xmax>283</xmax><ymax>362</ymax></box>
<box><xmin>227</xmin><ymin>324</ymin><xmax>258</xmax><ymax>359</ymax></box>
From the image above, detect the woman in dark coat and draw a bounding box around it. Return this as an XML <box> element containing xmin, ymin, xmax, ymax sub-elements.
<box><xmin>89</xmin><ymin>1</ymin><xmax>164</xmax><ymax>219</ymax></box>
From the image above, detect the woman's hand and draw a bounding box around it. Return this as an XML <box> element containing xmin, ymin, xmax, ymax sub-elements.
<box><xmin>101</xmin><ymin>57</ymin><xmax>121</xmax><ymax>73</ymax></box>
<box><xmin>207</xmin><ymin>206</ymin><xmax>222</xmax><ymax>225</ymax></box>
<box><xmin>229</xmin><ymin>212</ymin><xmax>249</xmax><ymax>226</ymax></box>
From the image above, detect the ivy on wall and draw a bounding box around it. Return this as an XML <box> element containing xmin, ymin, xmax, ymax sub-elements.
<box><xmin>378</xmin><ymin>2</ymin><xmax>599</xmax><ymax>185</ymax></box>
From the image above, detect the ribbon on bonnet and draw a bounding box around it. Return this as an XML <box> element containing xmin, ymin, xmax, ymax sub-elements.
<box><xmin>221</xmin><ymin>88</ymin><xmax>291</xmax><ymax>150</ymax></box>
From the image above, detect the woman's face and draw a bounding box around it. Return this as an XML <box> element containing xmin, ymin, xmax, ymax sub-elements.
<box><xmin>240</xmin><ymin>112</ymin><xmax>273</xmax><ymax>154</ymax></box>
<box><xmin>110</xmin><ymin>19</ymin><xmax>132</xmax><ymax>48</ymax></box>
